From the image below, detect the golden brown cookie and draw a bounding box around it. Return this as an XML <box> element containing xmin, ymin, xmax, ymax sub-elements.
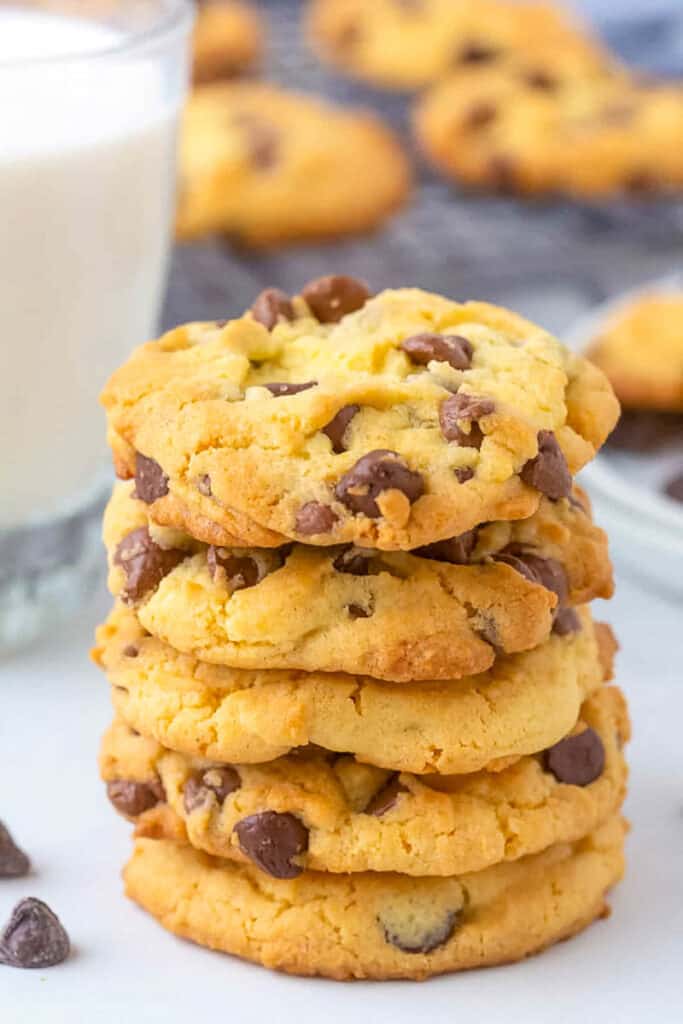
<box><xmin>192</xmin><ymin>0</ymin><xmax>263</xmax><ymax>85</ymax></box>
<box><xmin>176</xmin><ymin>84</ymin><xmax>411</xmax><ymax>245</ymax></box>
<box><xmin>123</xmin><ymin>816</ymin><xmax>626</xmax><ymax>979</ymax></box>
<box><xmin>102</xmin><ymin>283</ymin><xmax>619</xmax><ymax>552</ymax></box>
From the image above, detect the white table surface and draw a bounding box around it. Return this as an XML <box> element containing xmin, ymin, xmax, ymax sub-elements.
<box><xmin>1</xmin><ymin>551</ymin><xmax>682</xmax><ymax>1024</ymax></box>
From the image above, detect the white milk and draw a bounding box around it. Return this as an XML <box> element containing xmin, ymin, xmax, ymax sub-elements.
<box><xmin>0</xmin><ymin>9</ymin><xmax>180</xmax><ymax>527</ymax></box>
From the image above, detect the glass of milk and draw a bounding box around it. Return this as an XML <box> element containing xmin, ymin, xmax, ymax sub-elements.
<box><xmin>0</xmin><ymin>0</ymin><xmax>193</xmax><ymax>652</ymax></box>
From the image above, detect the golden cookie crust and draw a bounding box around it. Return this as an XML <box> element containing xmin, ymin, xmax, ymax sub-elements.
<box><xmin>102</xmin><ymin>287</ymin><xmax>619</xmax><ymax>551</ymax></box>
<box><xmin>415</xmin><ymin>64</ymin><xmax>683</xmax><ymax>198</ymax></box>
<box><xmin>588</xmin><ymin>292</ymin><xmax>683</xmax><ymax>412</ymax></box>
<box><xmin>103</xmin><ymin>481</ymin><xmax>611</xmax><ymax>682</ymax></box>
<box><xmin>93</xmin><ymin>605</ymin><xmax>615</xmax><ymax>774</ymax></box>
<box><xmin>192</xmin><ymin>1</ymin><xmax>263</xmax><ymax>85</ymax></box>
<box><xmin>176</xmin><ymin>84</ymin><xmax>411</xmax><ymax>245</ymax></box>
<box><xmin>123</xmin><ymin>816</ymin><xmax>626</xmax><ymax>980</ymax></box>
<box><xmin>306</xmin><ymin>0</ymin><xmax>608</xmax><ymax>92</ymax></box>
<box><xmin>101</xmin><ymin>685</ymin><xmax>628</xmax><ymax>877</ymax></box>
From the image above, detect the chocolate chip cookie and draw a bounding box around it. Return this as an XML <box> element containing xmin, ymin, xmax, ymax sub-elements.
<box><xmin>192</xmin><ymin>0</ymin><xmax>263</xmax><ymax>85</ymax></box>
<box><xmin>123</xmin><ymin>815</ymin><xmax>626</xmax><ymax>979</ymax></box>
<box><xmin>176</xmin><ymin>85</ymin><xmax>411</xmax><ymax>245</ymax></box>
<box><xmin>102</xmin><ymin>281</ymin><xmax>619</xmax><ymax>552</ymax></box>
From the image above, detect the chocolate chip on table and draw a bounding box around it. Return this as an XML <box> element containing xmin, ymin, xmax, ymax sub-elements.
<box><xmin>114</xmin><ymin>527</ymin><xmax>186</xmax><ymax>603</ymax></box>
<box><xmin>520</xmin><ymin>430</ymin><xmax>572</xmax><ymax>500</ymax></box>
<box><xmin>381</xmin><ymin>909</ymin><xmax>460</xmax><ymax>954</ymax></box>
<box><xmin>323</xmin><ymin>404</ymin><xmax>360</xmax><ymax>454</ymax></box>
<box><xmin>197</xmin><ymin>474</ymin><xmax>213</xmax><ymax>497</ymax></box>
<box><xmin>439</xmin><ymin>392</ymin><xmax>495</xmax><ymax>447</ymax></box>
<box><xmin>400</xmin><ymin>333</ymin><xmax>473</xmax><ymax>371</ymax></box>
<box><xmin>296</xmin><ymin>501</ymin><xmax>339</xmax><ymax>536</ymax></box>
<box><xmin>184</xmin><ymin>766</ymin><xmax>241</xmax><ymax>813</ymax></box>
<box><xmin>264</xmin><ymin>381</ymin><xmax>317</xmax><ymax>397</ymax></box>
<box><xmin>0</xmin><ymin>822</ymin><xmax>30</xmax><ymax>879</ymax></box>
<box><xmin>207</xmin><ymin>548</ymin><xmax>262</xmax><ymax>590</ymax></box>
<box><xmin>545</xmin><ymin>728</ymin><xmax>605</xmax><ymax>786</ymax></box>
<box><xmin>364</xmin><ymin>776</ymin><xmax>408</xmax><ymax>816</ymax></box>
<box><xmin>414</xmin><ymin>529</ymin><xmax>478</xmax><ymax>565</ymax></box>
<box><xmin>133</xmin><ymin>453</ymin><xmax>169</xmax><ymax>504</ymax></box>
<box><xmin>301</xmin><ymin>275</ymin><xmax>371</xmax><ymax>323</ymax></box>
<box><xmin>0</xmin><ymin>899</ymin><xmax>70</xmax><ymax>969</ymax></box>
<box><xmin>106</xmin><ymin>779</ymin><xmax>165</xmax><ymax>817</ymax></box>
<box><xmin>552</xmin><ymin>607</ymin><xmax>581</xmax><ymax>636</ymax></box>
<box><xmin>463</xmin><ymin>102</ymin><xmax>498</xmax><ymax>131</ymax></box>
<box><xmin>335</xmin><ymin>450</ymin><xmax>424</xmax><ymax>518</ymax></box>
<box><xmin>251</xmin><ymin>288</ymin><xmax>295</xmax><ymax>330</ymax></box>
<box><xmin>234</xmin><ymin>811</ymin><xmax>309</xmax><ymax>879</ymax></box>
<box><xmin>664</xmin><ymin>472</ymin><xmax>683</xmax><ymax>503</ymax></box>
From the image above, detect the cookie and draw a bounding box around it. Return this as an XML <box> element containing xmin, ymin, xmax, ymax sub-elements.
<box><xmin>102</xmin><ymin>283</ymin><xmax>619</xmax><ymax>551</ymax></box>
<box><xmin>192</xmin><ymin>0</ymin><xmax>263</xmax><ymax>85</ymax></box>
<box><xmin>93</xmin><ymin>604</ymin><xmax>615</xmax><ymax>775</ymax></box>
<box><xmin>103</xmin><ymin>481</ymin><xmax>612</xmax><ymax>682</ymax></box>
<box><xmin>588</xmin><ymin>292</ymin><xmax>683</xmax><ymax>412</ymax></box>
<box><xmin>101</xmin><ymin>684</ymin><xmax>629</xmax><ymax>877</ymax></box>
<box><xmin>175</xmin><ymin>85</ymin><xmax>411</xmax><ymax>245</ymax></box>
<box><xmin>306</xmin><ymin>0</ymin><xmax>608</xmax><ymax>92</ymax></box>
<box><xmin>415</xmin><ymin>64</ymin><xmax>683</xmax><ymax>198</ymax></box>
<box><xmin>124</xmin><ymin>815</ymin><xmax>626</xmax><ymax>980</ymax></box>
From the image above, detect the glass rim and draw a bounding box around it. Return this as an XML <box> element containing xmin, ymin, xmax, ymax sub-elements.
<box><xmin>0</xmin><ymin>0</ymin><xmax>194</xmax><ymax>68</ymax></box>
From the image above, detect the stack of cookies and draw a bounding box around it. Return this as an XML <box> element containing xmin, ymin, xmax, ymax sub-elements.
<box><xmin>94</xmin><ymin>276</ymin><xmax>628</xmax><ymax>980</ymax></box>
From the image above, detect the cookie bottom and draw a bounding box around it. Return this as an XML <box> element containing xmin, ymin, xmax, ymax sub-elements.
<box><xmin>124</xmin><ymin>816</ymin><xmax>625</xmax><ymax>980</ymax></box>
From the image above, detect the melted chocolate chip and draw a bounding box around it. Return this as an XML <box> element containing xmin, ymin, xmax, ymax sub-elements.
<box><xmin>301</xmin><ymin>275</ymin><xmax>370</xmax><ymax>323</ymax></box>
<box><xmin>495</xmin><ymin>547</ymin><xmax>568</xmax><ymax>604</ymax></box>
<box><xmin>552</xmin><ymin>607</ymin><xmax>581</xmax><ymax>636</ymax></box>
<box><xmin>664</xmin><ymin>472</ymin><xmax>683</xmax><ymax>503</ymax></box>
<box><xmin>0</xmin><ymin>822</ymin><xmax>30</xmax><ymax>879</ymax></box>
<box><xmin>184</xmin><ymin>766</ymin><xmax>241</xmax><ymax>813</ymax></box>
<box><xmin>333</xmin><ymin>547</ymin><xmax>372</xmax><ymax>575</ymax></box>
<box><xmin>133</xmin><ymin>453</ymin><xmax>169</xmax><ymax>504</ymax></box>
<box><xmin>440</xmin><ymin>392</ymin><xmax>495</xmax><ymax>447</ymax></box>
<box><xmin>264</xmin><ymin>381</ymin><xmax>316</xmax><ymax>397</ymax></box>
<box><xmin>520</xmin><ymin>430</ymin><xmax>572</xmax><ymax>500</ymax></box>
<box><xmin>464</xmin><ymin>102</ymin><xmax>498</xmax><ymax>130</ymax></box>
<box><xmin>364</xmin><ymin>776</ymin><xmax>407</xmax><ymax>816</ymax></box>
<box><xmin>335</xmin><ymin>450</ymin><xmax>424</xmax><ymax>518</ymax></box>
<box><xmin>251</xmin><ymin>288</ymin><xmax>295</xmax><ymax>330</ymax></box>
<box><xmin>207</xmin><ymin>548</ymin><xmax>261</xmax><ymax>590</ymax></box>
<box><xmin>296</xmin><ymin>501</ymin><xmax>339</xmax><ymax>536</ymax></box>
<box><xmin>381</xmin><ymin>909</ymin><xmax>460</xmax><ymax>954</ymax></box>
<box><xmin>114</xmin><ymin>527</ymin><xmax>186</xmax><ymax>603</ymax></box>
<box><xmin>0</xmin><ymin>899</ymin><xmax>70</xmax><ymax>969</ymax></box>
<box><xmin>106</xmin><ymin>779</ymin><xmax>165</xmax><ymax>817</ymax></box>
<box><xmin>544</xmin><ymin>728</ymin><xmax>605</xmax><ymax>786</ymax></box>
<box><xmin>414</xmin><ymin>529</ymin><xmax>478</xmax><ymax>565</ymax></box>
<box><xmin>197</xmin><ymin>474</ymin><xmax>212</xmax><ymax>497</ymax></box>
<box><xmin>401</xmin><ymin>333</ymin><xmax>473</xmax><ymax>371</ymax></box>
<box><xmin>347</xmin><ymin>603</ymin><xmax>371</xmax><ymax>619</ymax></box>
<box><xmin>323</xmin><ymin>404</ymin><xmax>360</xmax><ymax>454</ymax></box>
<box><xmin>234</xmin><ymin>811</ymin><xmax>309</xmax><ymax>879</ymax></box>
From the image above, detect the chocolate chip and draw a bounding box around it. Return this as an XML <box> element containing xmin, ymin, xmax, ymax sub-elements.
<box><xmin>296</xmin><ymin>501</ymin><xmax>339</xmax><ymax>536</ymax></box>
<box><xmin>234</xmin><ymin>114</ymin><xmax>279</xmax><ymax>170</ymax></box>
<box><xmin>347</xmin><ymin>603</ymin><xmax>371</xmax><ymax>619</ymax></box>
<box><xmin>381</xmin><ymin>910</ymin><xmax>460</xmax><ymax>954</ymax></box>
<box><xmin>133</xmin><ymin>453</ymin><xmax>169</xmax><ymax>504</ymax></box>
<box><xmin>301</xmin><ymin>275</ymin><xmax>371</xmax><ymax>323</ymax></box>
<box><xmin>333</xmin><ymin>546</ymin><xmax>372</xmax><ymax>575</ymax></box>
<box><xmin>214</xmin><ymin>319</ymin><xmax>228</xmax><ymax>329</ymax></box>
<box><xmin>0</xmin><ymin>823</ymin><xmax>30</xmax><ymax>879</ymax></box>
<box><xmin>488</xmin><ymin>154</ymin><xmax>517</xmax><ymax>193</ymax></box>
<box><xmin>184</xmin><ymin>766</ymin><xmax>241</xmax><ymax>813</ymax></box>
<box><xmin>414</xmin><ymin>529</ymin><xmax>478</xmax><ymax>564</ymax></box>
<box><xmin>520</xmin><ymin>430</ymin><xmax>572</xmax><ymax>500</ymax></box>
<box><xmin>495</xmin><ymin>548</ymin><xmax>568</xmax><ymax>604</ymax></box>
<box><xmin>234</xmin><ymin>811</ymin><xmax>309</xmax><ymax>879</ymax></box>
<box><xmin>106</xmin><ymin>779</ymin><xmax>165</xmax><ymax>817</ymax></box>
<box><xmin>544</xmin><ymin>728</ymin><xmax>605</xmax><ymax>786</ymax></box>
<box><xmin>334</xmin><ymin>20</ymin><xmax>360</xmax><ymax>51</ymax></box>
<box><xmin>197</xmin><ymin>474</ymin><xmax>212</xmax><ymax>497</ymax></box>
<box><xmin>553</xmin><ymin>607</ymin><xmax>581</xmax><ymax>636</ymax></box>
<box><xmin>624</xmin><ymin>170</ymin><xmax>657</xmax><ymax>195</ymax></box>
<box><xmin>664</xmin><ymin>472</ymin><xmax>683</xmax><ymax>503</ymax></box>
<box><xmin>401</xmin><ymin>333</ymin><xmax>473</xmax><ymax>371</ymax></box>
<box><xmin>439</xmin><ymin>392</ymin><xmax>495</xmax><ymax>447</ymax></box>
<box><xmin>0</xmin><ymin>899</ymin><xmax>70</xmax><ymax>969</ymax></box>
<box><xmin>207</xmin><ymin>548</ymin><xmax>261</xmax><ymax>590</ymax></box>
<box><xmin>251</xmin><ymin>288</ymin><xmax>295</xmax><ymax>330</ymax></box>
<box><xmin>122</xmin><ymin>645</ymin><xmax>139</xmax><ymax>658</ymax></box>
<box><xmin>458</xmin><ymin>42</ymin><xmax>499</xmax><ymax>64</ymax></box>
<box><xmin>323</xmin><ymin>404</ymin><xmax>360</xmax><ymax>454</ymax></box>
<box><xmin>364</xmin><ymin>776</ymin><xmax>407</xmax><ymax>816</ymax></box>
<box><xmin>454</xmin><ymin>467</ymin><xmax>475</xmax><ymax>484</ymax></box>
<box><xmin>335</xmin><ymin>450</ymin><xmax>424</xmax><ymax>518</ymax></box>
<box><xmin>524</xmin><ymin>69</ymin><xmax>558</xmax><ymax>91</ymax></box>
<box><xmin>114</xmin><ymin>527</ymin><xmax>186</xmax><ymax>603</ymax></box>
<box><xmin>264</xmin><ymin>381</ymin><xmax>316</xmax><ymax>397</ymax></box>
<box><xmin>463</xmin><ymin>102</ymin><xmax>498</xmax><ymax>131</ymax></box>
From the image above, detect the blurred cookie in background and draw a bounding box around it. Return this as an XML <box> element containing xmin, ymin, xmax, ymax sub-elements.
<box><xmin>176</xmin><ymin>83</ymin><xmax>412</xmax><ymax>246</ymax></box>
<box><xmin>193</xmin><ymin>0</ymin><xmax>263</xmax><ymax>84</ymax></box>
<box><xmin>414</xmin><ymin>65</ymin><xmax>683</xmax><ymax>199</ymax></box>
<box><xmin>306</xmin><ymin>0</ymin><xmax>610</xmax><ymax>91</ymax></box>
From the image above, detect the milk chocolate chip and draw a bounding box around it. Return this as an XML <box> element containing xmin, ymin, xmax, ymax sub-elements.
<box><xmin>323</xmin><ymin>404</ymin><xmax>360</xmax><ymax>454</ymax></box>
<box><xmin>520</xmin><ymin>430</ymin><xmax>571</xmax><ymax>500</ymax></box>
<box><xmin>464</xmin><ymin>102</ymin><xmax>498</xmax><ymax>131</ymax></box>
<box><xmin>0</xmin><ymin>822</ymin><xmax>30</xmax><ymax>879</ymax></box>
<box><xmin>234</xmin><ymin>811</ymin><xmax>309</xmax><ymax>879</ymax></box>
<box><xmin>134</xmin><ymin>453</ymin><xmax>169</xmax><ymax>504</ymax></box>
<box><xmin>184</xmin><ymin>766</ymin><xmax>241</xmax><ymax>813</ymax></box>
<box><xmin>458</xmin><ymin>42</ymin><xmax>499</xmax><ymax>64</ymax></box>
<box><xmin>440</xmin><ymin>392</ymin><xmax>495</xmax><ymax>447</ymax></box>
<box><xmin>495</xmin><ymin>548</ymin><xmax>568</xmax><ymax>604</ymax></box>
<box><xmin>251</xmin><ymin>288</ymin><xmax>294</xmax><ymax>330</ymax></box>
<box><xmin>400</xmin><ymin>333</ymin><xmax>473</xmax><ymax>371</ymax></box>
<box><xmin>207</xmin><ymin>548</ymin><xmax>261</xmax><ymax>590</ymax></box>
<box><xmin>296</xmin><ymin>502</ymin><xmax>339</xmax><ymax>536</ymax></box>
<box><xmin>364</xmin><ymin>776</ymin><xmax>408</xmax><ymax>816</ymax></box>
<box><xmin>335</xmin><ymin>450</ymin><xmax>424</xmax><ymax>518</ymax></box>
<box><xmin>553</xmin><ymin>607</ymin><xmax>581</xmax><ymax>636</ymax></box>
<box><xmin>301</xmin><ymin>275</ymin><xmax>370</xmax><ymax>323</ymax></box>
<box><xmin>381</xmin><ymin>909</ymin><xmax>460</xmax><ymax>954</ymax></box>
<box><xmin>415</xmin><ymin>529</ymin><xmax>478</xmax><ymax>565</ymax></box>
<box><xmin>106</xmin><ymin>779</ymin><xmax>165</xmax><ymax>817</ymax></box>
<box><xmin>333</xmin><ymin>546</ymin><xmax>373</xmax><ymax>575</ymax></box>
<box><xmin>264</xmin><ymin>381</ymin><xmax>316</xmax><ymax>397</ymax></box>
<box><xmin>0</xmin><ymin>899</ymin><xmax>70</xmax><ymax>969</ymax></box>
<box><xmin>114</xmin><ymin>527</ymin><xmax>186</xmax><ymax>603</ymax></box>
<box><xmin>545</xmin><ymin>728</ymin><xmax>605</xmax><ymax>786</ymax></box>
